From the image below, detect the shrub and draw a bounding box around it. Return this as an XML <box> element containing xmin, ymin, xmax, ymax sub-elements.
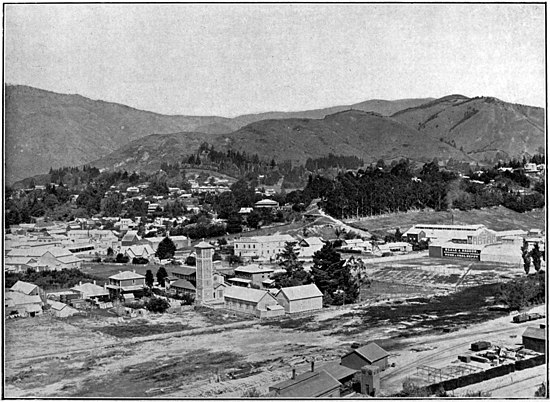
<box><xmin>145</xmin><ymin>297</ymin><xmax>170</xmax><ymax>313</ymax></box>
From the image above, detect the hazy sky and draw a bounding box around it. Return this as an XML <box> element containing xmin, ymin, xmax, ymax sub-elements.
<box><xmin>5</xmin><ymin>4</ymin><xmax>546</xmax><ymax>116</ymax></box>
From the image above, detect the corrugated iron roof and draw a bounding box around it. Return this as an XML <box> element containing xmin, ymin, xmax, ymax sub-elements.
<box><xmin>522</xmin><ymin>326</ymin><xmax>545</xmax><ymax>341</ymax></box>
<box><xmin>224</xmin><ymin>286</ymin><xmax>273</xmax><ymax>303</ymax></box>
<box><xmin>277</xmin><ymin>284</ymin><xmax>323</xmax><ymax>301</ymax></box>
<box><xmin>347</xmin><ymin>342</ymin><xmax>389</xmax><ymax>363</ymax></box>
<box><xmin>109</xmin><ymin>271</ymin><xmax>145</xmax><ymax>280</ymax></box>
<box><xmin>11</xmin><ymin>280</ymin><xmax>38</xmax><ymax>295</ymax></box>
<box><xmin>171</xmin><ymin>279</ymin><xmax>196</xmax><ymax>291</ymax></box>
<box><xmin>272</xmin><ymin>370</ymin><xmax>341</xmax><ymax>397</ymax></box>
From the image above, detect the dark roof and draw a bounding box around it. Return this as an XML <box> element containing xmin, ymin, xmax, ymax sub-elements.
<box><xmin>317</xmin><ymin>361</ymin><xmax>357</xmax><ymax>382</ymax></box>
<box><xmin>171</xmin><ymin>279</ymin><xmax>196</xmax><ymax>291</ymax></box>
<box><xmin>344</xmin><ymin>342</ymin><xmax>389</xmax><ymax>363</ymax></box>
<box><xmin>522</xmin><ymin>327</ymin><xmax>545</xmax><ymax>341</ymax></box>
<box><xmin>170</xmin><ymin>266</ymin><xmax>196</xmax><ymax>276</ymax></box>
<box><xmin>271</xmin><ymin>370</ymin><xmax>341</xmax><ymax>397</ymax></box>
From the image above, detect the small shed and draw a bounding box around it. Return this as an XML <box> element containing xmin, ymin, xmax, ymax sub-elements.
<box><xmin>522</xmin><ymin>326</ymin><xmax>546</xmax><ymax>354</ymax></box>
<box><xmin>340</xmin><ymin>342</ymin><xmax>389</xmax><ymax>370</ymax></box>
<box><xmin>48</xmin><ymin>301</ymin><xmax>78</xmax><ymax>318</ymax></box>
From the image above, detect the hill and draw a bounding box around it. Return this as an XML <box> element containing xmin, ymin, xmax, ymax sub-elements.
<box><xmin>392</xmin><ymin>95</ymin><xmax>545</xmax><ymax>161</ymax></box>
<box><xmin>4</xmin><ymin>85</ymin><xmax>235</xmax><ymax>183</ymax></box>
<box><xmin>91</xmin><ymin>109</ymin><xmax>472</xmax><ymax>173</ymax></box>
<box><xmin>4</xmin><ymin>84</ymin><xmax>433</xmax><ymax>183</ymax></box>
<box><xmin>231</xmin><ymin>98</ymin><xmax>434</xmax><ymax>126</ymax></box>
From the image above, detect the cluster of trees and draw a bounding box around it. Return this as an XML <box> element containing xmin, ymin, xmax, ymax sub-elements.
<box><xmin>5</xmin><ymin>269</ymin><xmax>102</xmax><ymax>290</ymax></box>
<box><xmin>498</xmin><ymin>270</ymin><xmax>545</xmax><ymax>311</ymax></box>
<box><xmin>521</xmin><ymin>242</ymin><xmax>544</xmax><ymax>274</ymax></box>
<box><xmin>272</xmin><ymin>242</ymin><xmax>362</xmax><ymax>306</ymax></box>
<box><xmin>144</xmin><ymin>266</ymin><xmax>169</xmax><ymax>287</ymax></box>
<box><xmin>289</xmin><ymin>160</ymin><xmax>454</xmax><ymax>219</ymax></box>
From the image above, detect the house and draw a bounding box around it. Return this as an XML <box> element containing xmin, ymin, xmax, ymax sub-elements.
<box><xmin>377</xmin><ymin>242</ymin><xmax>412</xmax><ymax>254</ymax></box>
<box><xmin>233</xmin><ymin>234</ymin><xmax>295</xmax><ymax>260</ymax></box>
<box><xmin>268</xmin><ymin>367</ymin><xmax>341</xmax><ymax>397</ymax></box>
<box><xmin>121</xmin><ymin>230</ymin><xmax>141</xmax><ymax>246</ymax></box>
<box><xmin>170</xmin><ymin>279</ymin><xmax>196</xmax><ymax>296</ymax></box>
<box><xmin>254</xmin><ymin>199</ymin><xmax>280</xmax><ymax>209</ymax></box>
<box><xmin>11</xmin><ymin>280</ymin><xmax>40</xmax><ymax>296</ymax></box>
<box><xmin>7</xmin><ymin>247</ymin><xmax>82</xmax><ymax>270</ymax></box>
<box><xmin>223</xmin><ymin>286</ymin><xmax>283</xmax><ymax>317</ymax></box>
<box><xmin>105</xmin><ymin>270</ymin><xmax>146</xmax><ymax>299</ymax></box>
<box><xmin>5</xmin><ymin>291</ymin><xmax>43</xmax><ymax>317</ymax></box>
<box><xmin>297</xmin><ymin>237</ymin><xmax>326</xmax><ymax>259</ymax></box>
<box><xmin>276</xmin><ymin>284</ymin><xmax>323</xmax><ymax>314</ymax></box>
<box><xmin>48</xmin><ymin>300</ymin><xmax>78</xmax><ymax>318</ymax></box>
<box><xmin>170</xmin><ymin>266</ymin><xmax>196</xmax><ymax>283</ymax></box>
<box><xmin>4</xmin><ymin>257</ymin><xmax>40</xmax><ymax>273</ymax></box>
<box><xmin>340</xmin><ymin>343</ymin><xmax>390</xmax><ymax>370</ymax></box>
<box><xmin>124</xmin><ymin>244</ymin><xmax>155</xmax><ymax>260</ymax></box>
<box><xmin>522</xmin><ymin>326</ymin><xmax>545</xmax><ymax>354</ymax></box>
<box><xmin>70</xmin><ymin>281</ymin><xmax>110</xmax><ymax>301</ymax></box>
<box><xmin>229</xmin><ymin>264</ymin><xmax>274</xmax><ymax>288</ymax></box>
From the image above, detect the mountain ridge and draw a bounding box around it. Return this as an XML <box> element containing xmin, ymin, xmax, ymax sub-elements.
<box><xmin>4</xmin><ymin>84</ymin><xmax>434</xmax><ymax>183</ymax></box>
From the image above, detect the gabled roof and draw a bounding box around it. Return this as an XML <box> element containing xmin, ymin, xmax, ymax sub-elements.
<box><xmin>170</xmin><ymin>266</ymin><xmax>196</xmax><ymax>276</ymax></box>
<box><xmin>271</xmin><ymin>370</ymin><xmax>341</xmax><ymax>397</ymax></box>
<box><xmin>317</xmin><ymin>361</ymin><xmax>358</xmax><ymax>381</ymax></box>
<box><xmin>5</xmin><ymin>291</ymin><xmax>43</xmax><ymax>307</ymax></box>
<box><xmin>344</xmin><ymin>342</ymin><xmax>389</xmax><ymax>363</ymax></box>
<box><xmin>224</xmin><ymin>286</ymin><xmax>274</xmax><ymax>304</ymax></box>
<box><xmin>522</xmin><ymin>326</ymin><xmax>545</xmax><ymax>341</ymax></box>
<box><xmin>11</xmin><ymin>280</ymin><xmax>38</xmax><ymax>295</ymax></box>
<box><xmin>71</xmin><ymin>282</ymin><xmax>109</xmax><ymax>297</ymax></box>
<box><xmin>48</xmin><ymin>300</ymin><xmax>75</xmax><ymax>311</ymax></box>
<box><xmin>5</xmin><ymin>257</ymin><xmax>37</xmax><ymax>265</ymax></box>
<box><xmin>255</xmin><ymin>199</ymin><xmax>279</xmax><ymax>206</ymax></box>
<box><xmin>109</xmin><ymin>271</ymin><xmax>145</xmax><ymax>280</ymax></box>
<box><xmin>195</xmin><ymin>241</ymin><xmax>215</xmax><ymax>249</ymax></box>
<box><xmin>234</xmin><ymin>264</ymin><xmax>274</xmax><ymax>274</ymax></box>
<box><xmin>121</xmin><ymin>230</ymin><xmax>140</xmax><ymax>242</ymax></box>
<box><xmin>300</xmin><ymin>237</ymin><xmax>325</xmax><ymax>247</ymax></box>
<box><xmin>277</xmin><ymin>284</ymin><xmax>323</xmax><ymax>301</ymax></box>
<box><xmin>234</xmin><ymin>234</ymin><xmax>295</xmax><ymax>244</ymax></box>
<box><xmin>57</xmin><ymin>255</ymin><xmax>83</xmax><ymax>264</ymax></box>
<box><xmin>171</xmin><ymin>279</ymin><xmax>196</xmax><ymax>291</ymax></box>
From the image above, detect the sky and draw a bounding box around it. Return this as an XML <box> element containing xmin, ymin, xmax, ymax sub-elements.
<box><xmin>4</xmin><ymin>4</ymin><xmax>546</xmax><ymax>116</ymax></box>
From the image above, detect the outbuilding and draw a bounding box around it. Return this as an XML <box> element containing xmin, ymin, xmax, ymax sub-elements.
<box><xmin>522</xmin><ymin>326</ymin><xmax>546</xmax><ymax>354</ymax></box>
<box><xmin>49</xmin><ymin>301</ymin><xmax>79</xmax><ymax>318</ymax></box>
<box><xmin>340</xmin><ymin>343</ymin><xmax>389</xmax><ymax>371</ymax></box>
<box><xmin>276</xmin><ymin>284</ymin><xmax>323</xmax><ymax>314</ymax></box>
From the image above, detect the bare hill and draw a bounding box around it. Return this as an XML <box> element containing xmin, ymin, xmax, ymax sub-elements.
<box><xmin>91</xmin><ymin>110</ymin><xmax>472</xmax><ymax>173</ymax></box>
<box><xmin>4</xmin><ymin>84</ymin><xmax>433</xmax><ymax>183</ymax></box>
<box><xmin>392</xmin><ymin>95</ymin><xmax>545</xmax><ymax>160</ymax></box>
<box><xmin>4</xmin><ymin>85</ymin><xmax>234</xmax><ymax>183</ymax></box>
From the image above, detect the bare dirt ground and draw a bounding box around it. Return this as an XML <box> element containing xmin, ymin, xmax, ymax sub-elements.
<box><xmin>4</xmin><ymin>296</ymin><xmax>546</xmax><ymax>399</ymax></box>
<box><xmin>4</xmin><ymin>251</ymin><xmax>545</xmax><ymax>398</ymax></box>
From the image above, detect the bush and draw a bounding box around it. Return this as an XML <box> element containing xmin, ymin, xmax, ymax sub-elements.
<box><xmin>145</xmin><ymin>297</ymin><xmax>171</xmax><ymax>313</ymax></box>
<box><xmin>132</xmin><ymin>257</ymin><xmax>149</xmax><ymax>265</ymax></box>
<box><xmin>116</xmin><ymin>253</ymin><xmax>129</xmax><ymax>263</ymax></box>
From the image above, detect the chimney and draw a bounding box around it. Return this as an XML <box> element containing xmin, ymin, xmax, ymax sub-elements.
<box><xmin>79</xmin><ymin>281</ymin><xmax>82</xmax><ymax>286</ymax></box>
<box><xmin>93</xmin><ymin>280</ymin><xmax>96</xmax><ymax>285</ymax></box>
<box><xmin>311</xmin><ymin>361</ymin><xmax>315</xmax><ymax>372</ymax></box>
<box><xmin>291</xmin><ymin>368</ymin><xmax>296</xmax><ymax>380</ymax></box>
<box><xmin>133</xmin><ymin>268</ymin><xmax>136</xmax><ymax>273</ymax></box>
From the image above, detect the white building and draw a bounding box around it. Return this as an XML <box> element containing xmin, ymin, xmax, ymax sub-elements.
<box><xmin>275</xmin><ymin>284</ymin><xmax>323</xmax><ymax>314</ymax></box>
<box><xmin>233</xmin><ymin>234</ymin><xmax>296</xmax><ymax>260</ymax></box>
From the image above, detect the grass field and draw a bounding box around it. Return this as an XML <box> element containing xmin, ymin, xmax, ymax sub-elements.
<box><xmin>348</xmin><ymin>206</ymin><xmax>544</xmax><ymax>236</ymax></box>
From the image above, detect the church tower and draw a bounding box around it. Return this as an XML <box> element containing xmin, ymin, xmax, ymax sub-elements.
<box><xmin>195</xmin><ymin>241</ymin><xmax>215</xmax><ymax>305</ymax></box>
